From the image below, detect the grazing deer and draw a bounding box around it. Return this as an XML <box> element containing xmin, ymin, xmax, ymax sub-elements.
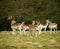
<box><xmin>8</xmin><ymin>16</ymin><xmax>24</xmax><ymax>35</ymax></box>
<box><xmin>36</xmin><ymin>19</ymin><xmax>49</xmax><ymax>35</ymax></box>
<box><xmin>48</xmin><ymin>20</ymin><xmax>57</xmax><ymax>33</ymax></box>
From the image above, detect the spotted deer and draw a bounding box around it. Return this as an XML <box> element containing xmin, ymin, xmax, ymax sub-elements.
<box><xmin>8</xmin><ymin>16</ymin><xmax>24</xmax><ymax>35</ymax></box>
<box><xmin>22</xmin><ymin>20</ymin><xmax>40</xmax><ymax>36</ymax></box>
<box><xmin>36</xmin><ymin>19</ymin><xmax>49</xmax><ymax>35</ymax></box>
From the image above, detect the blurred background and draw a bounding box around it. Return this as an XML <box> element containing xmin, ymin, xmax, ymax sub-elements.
<box><xmin>0</xmin><ymin>0</ymin><xmax>60</xmax><ymax>31</ymax></box>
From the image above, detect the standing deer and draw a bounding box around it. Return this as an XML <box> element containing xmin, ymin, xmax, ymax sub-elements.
<box><xmin>8</xmin><ymin>16</ymin><xmax>24</xmax><ymax>35</ymax></box>
<box><xmin>22</xmin><ymin>20</ymin><xmax>40</xmax><ymax>36</ymax></box>
<box><xmin>22</xmin><ymin>20</ymin><xmax>36</xmax><ymax>33</ymax></box>
<box><xmin>48</xmin><ymin>20</ymin><xmax>57</xmax><ymax>33</ymax></box>
<box><xmin>36</xmin><ymin>19</ymin><xmax>49</xmax><ymax>35</ymax></box>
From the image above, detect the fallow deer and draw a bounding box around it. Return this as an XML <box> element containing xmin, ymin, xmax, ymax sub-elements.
<box><xmin>48</xmin><ymin>20</ymin><xmax>57</xmax><ymax>33</ymax></box>
<box><xmin>36</xmin><ymin>19</ymin><xmax>49</xmax><ymax>35</ymax></box>
<box><xmin>22</xmin><ymin>20</ymin><xmax>40</xmax><ymax>36</ymax></box>
<box><xmin>8</xmin><ymin>16</ymin><xmax>24</xmax><ymax>35</ymax></box>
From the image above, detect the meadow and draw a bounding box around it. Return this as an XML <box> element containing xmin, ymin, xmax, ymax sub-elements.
<box><xmin>0</xmin><ymin>31</ymin><xmax>60</xmax><ymax>49</ymax></box>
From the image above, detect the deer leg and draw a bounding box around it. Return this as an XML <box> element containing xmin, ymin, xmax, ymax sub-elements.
<box><xmin>56</xmin><ymin>27</ymin><xmax>57</xmax><ymax>33</ymax></box>
<box><xmin>53</xmin><ymin>28</ymin><xmax>55</xmax><ymax>33</ymax></box>
<box><xmin>28</xmin><ymin>29</ymin><xmax>30</xmax><ymax>36</ymax></box>
<box><xmin>19</xmin><ymin>25</ymin><xmax>22</xmax><ymax>35</ymax></box>
<box><xmin>20</xmin><ymin>29</ymin><xmax>22</xmax><ymax>35</ymax></box>
<box><xmin>44</xmin><ymin>28</ymin><xmax>46</xmax><ymax>33</ymax></box>
<box><xmin>29</xmin><ymin>29</ymin><xmax>32</xmax><ymax>36</ymax></box>
<box><xmin>12</xmin><ymin>29</ymin><xmax>15</xmax><ymax>35</ymax></box>
<box><xmin>23</xmin><ymin>29</ymin><xmax>26</xmax><ymax>35</ymax></box>
<box><xmin>19</xmin><ymin>27</ymin><xmax>22</xmax><ymax>35</ymax></box>
<box><xmin>39</xmin><ymin>28</ymin><xmax>41</xmax><ymax>35</ymax></box>
<box><xmin>50</xmin><ymin>28</ymin><xmax>52</xmax><ymax>34</ymax></box>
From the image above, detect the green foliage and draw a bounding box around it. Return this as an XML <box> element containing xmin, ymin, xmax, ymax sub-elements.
<box><xmin>0</xmin><ymin>0</ymin><xmax>60</xmax><ymax>30</ymax></box>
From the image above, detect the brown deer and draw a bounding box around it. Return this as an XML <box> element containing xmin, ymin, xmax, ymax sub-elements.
<box><xmin>36</xmin><ymin>19</ymin><xmax>49</xmax><ymax>35</ymax></box>
<box><xmin>22</xmin><ymin>20</ymin><xmax>40</xmax><ymax>36</ymax></box>
<box><xmin>8</xmin><ymin>16</ymin><xmax>24</xmax><ymax>35</ymax></box>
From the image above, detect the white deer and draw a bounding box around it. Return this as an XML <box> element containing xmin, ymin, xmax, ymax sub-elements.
<box><xmin>36</xmin><ymin>19</ymin><xmax>49</xmax><ymax>35</ymax></box>
<box><xmin>8</xmin><ymin>16</ymin><xmax>24</xmax><ymax>35</ymax></box>
<box><xmin>48</xmin><ymin>20</ymin><xmax>57</xmax><ymax>33</ymax></box>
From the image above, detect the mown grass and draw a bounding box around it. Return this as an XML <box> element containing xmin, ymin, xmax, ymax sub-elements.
<box><xmin>0</xmin><ymin>31</ymin><xmax>60</xmax><ymax>49</ymax></box>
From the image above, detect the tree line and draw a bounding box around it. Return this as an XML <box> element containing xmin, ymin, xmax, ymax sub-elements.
<box><xmin>0</xmin><ymin>0</ymin><xmax>60</xmax><ymax>31</ymax></box>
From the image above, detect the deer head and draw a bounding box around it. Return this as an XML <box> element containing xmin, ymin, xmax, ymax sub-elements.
<box><xmin>8</xmin><ymin>16</ymin><xmax>13</xmax><ymax>20</ymax></box>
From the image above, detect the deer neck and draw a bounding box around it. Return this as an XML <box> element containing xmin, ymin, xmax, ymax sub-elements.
<box><xmin>43</xmin><ymin>21</ymin><xmax>48</xmax><ymax>26</ymax></box>
<box><xmin>11</xmin><ymin>20</ymin><xmax>16</xmax><ymax>25</ymax></box>
<box><xmin>46</xmin><ymin>21</ymin><xmax>49</xmax><ymax>26</ymax></box>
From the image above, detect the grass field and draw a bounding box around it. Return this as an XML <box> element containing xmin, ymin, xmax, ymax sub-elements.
<box><xmin>0</xmin><ymin>31</ymin><xmax>60</xmax><ymax>49</ymax></box>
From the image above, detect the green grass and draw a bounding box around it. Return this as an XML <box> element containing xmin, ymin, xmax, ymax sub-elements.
<box><xmin>0</xmin><ymin>31</ymin><xmax>60</xmax><ymax>49</ymax></box>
